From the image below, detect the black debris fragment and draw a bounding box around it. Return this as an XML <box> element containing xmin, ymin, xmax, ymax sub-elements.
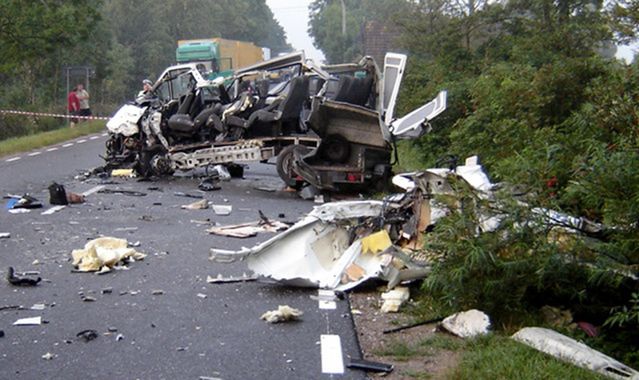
<box><xmin>346</xmin><ymin>358</ymin><xmax>394</xmax><ymax>373</ymax></box>
<box><xmin>48</xmin><ymin>182</ymin><xmax>68</xmax><ymax>205</ymax></box>
<box><xmin>76</xmin><ymin>329</ymin><xmax>98</xmax><ymax>342</ymax></box>
<box><xmin>198</xmin><ymin>178</ymin><xmax>221</xmax><ymax>192</ymax></box>
<box><xmin>6</xmin><ymin>267</ymin><xmax>41</xmax><ymax>286</ymax></box>
<box><xmin>98</xmin><ymin>188</ymin><xmax>147</xmax><ymax>196</ymax></box>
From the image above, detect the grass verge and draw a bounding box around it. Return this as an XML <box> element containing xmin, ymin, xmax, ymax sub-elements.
<box><xmin>0</xmin><ymin>120</ymin><xmax>106</xmax><ymax>158</ymax></box>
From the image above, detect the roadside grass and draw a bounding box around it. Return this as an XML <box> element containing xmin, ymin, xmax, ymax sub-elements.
<box><xmin>0</xmin><ymin>120</ymin><xmax>106</xmax><ymax>158</ymax></box>
<box><xmin>393</xmin><ymin>140</ymin><xmax>427</xmax><ymax>172</ymax></box>
<box><xmin>375</xmin><ymin>333</ymin><xmax>607</xmax><ymax>379</ymax></box>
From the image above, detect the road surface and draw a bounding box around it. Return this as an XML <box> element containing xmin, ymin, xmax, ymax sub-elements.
<box><xmin>0</xmin><ymin>132</ymin><xmax>366</xmax><ymax>379</ymax></box>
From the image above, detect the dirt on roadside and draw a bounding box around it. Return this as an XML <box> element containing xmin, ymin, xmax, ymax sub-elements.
<box><xmin>350</xmin><ymin>288</ymin><xmax>461</xmax><ymax>379</ymax></box>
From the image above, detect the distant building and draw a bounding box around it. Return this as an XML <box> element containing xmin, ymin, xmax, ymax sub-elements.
<box><xmin>361</xmin><ymin>20</ymin><xmax>402</xmax><ymax>64</ymax></box>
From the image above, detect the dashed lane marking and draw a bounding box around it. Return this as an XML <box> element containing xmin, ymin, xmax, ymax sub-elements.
<box><xmin>89</xmin><ymin>136</ymin><xmax>99</xmax><ymax>140</ymax></box>
<box><xmin>46</xmin><ymin>147</ymin><xmax>58</xmax><ymax>152</ymax></box>
<box><xmin>5</xmin><ymin>157</ymin><xmax>21</xmax><ymax>162</ymax></box>
<box><xmin>76</xmin><ymin>139</ymin><xmax>87</xmax><ymax>143</ymax></box>
<box><xmin>62</xmin><ymin>143</ymin><xmax>73</xmax><ymax>148</ymax></box>
<box><xmin>28</xmin><ymin>152</ymin><xmax>42</xmax><ymax>157</ymax></box>
<box><xmin>101</xmin><ymin>133</ymin><xmax>108</xmax><ymax>137</ymax></box>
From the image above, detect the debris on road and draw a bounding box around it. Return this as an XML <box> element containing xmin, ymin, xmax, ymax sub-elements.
<box><xmin>111</xmin><ymin>168</ymin><xmax>135</xmax><ymax>177</ymax></box>
<box><xmin>98</xmin><ymin>188</ymin><xmax>147</xmax><ymax>197</ymax></box>
<box><xmin>440</xmin><ymin>309</ymin><xmax>491</xmax><ymax>338</ymax></box>
<box><xmin>71</xmin><ymin>237</ymin><xmax>146</xmax><ymax>272</ymax></box>
<box><xmin>0</xmin><ymin>232</ymin><xmax>10</xmax><ymax>239</ymax></box>
<box><xmin>42</xmin><ymin>352</ymin><xmax>54</xmax><ymax>360</ymax></box>
<box><xmin>174</xmin><ymin>191</ymin><xmax>203</xmax><ymax>199</ymax></box>
<box><xmin>48</xmin><ymin>182</ymin><xmax>68</xmax><ymax>205</ymax></box>
<box><xmin>196</xmin><ymin>293</ymin><xmax>207</xmax><ymax>299</ymax></box>
<box><xmin>6</xmin><ymin>267</ymin><xmax>41</xmax><ymax>286</ymax></box>
<box><xmin>115</xmin><ymin>333</ymin><xmax>124</xmax><ymax>341</ymax></box>
<box><xmin>13</xmin><ymin>316</ymin><xmax>42</xmax><ymax>326</ymax></box>
<box><xmin>261</xmin><ymin>305</ymin><xmax>303</xmax><ymax>323</ymax></box>
<box><xmin>198</xmin><ymin>177</ymin><xmax>220</xmax><ymax>191</ymax></box>
<box><xmin>206</xmin><ymin>273</ymin><xmax>258</xmax><ymax>284</ymax></box>
<box><xmin>181</xmin><ymin>199</ymin><xmax>209</xmax><ymax>210</ymax></box>
<box><xmin>380</xmin><ymin>287</ymin><xmax>410</xmax><ymax>313</ymax></box>
<box><xmin>512</xmin><ymin>327</ymin><xmax>639</xmax><ymax>379</ymax></box>
<box><xmin>66</xmin><ymin>191</ymin><xmax>85</xmax><ymax>204</ymax></box>
<box><xmin>6</xmin><ymin>194</ymin><xmax>43</xmax><ymax>209</ymax></box>
<box><xmin>152</xmin><ymin>289</ymin><xmax>165</xmax><ymax>295</ymax></box>
<box><xmin>346</xmin><ymin>358</ymin><xmax>394</xmax><ymax>373</ymax></box>
<box><xmin>212</xmin><ymin>205</ymin><xmax>232</xmax><ymax>215</ymax></box>
<box><xmin>76</xmin><ymin>329</ymin><xmax>99</xmax><ymax>342</ymax></box>
<box><xmin>81</xmin><ymin>296</ymin><xmax>96</xmax><ymax>302</ymax></box>
<box><xmin>206</xmin><ymin>220</ymin><xmax>288</xmax><ymax>238</ymax></box>
<box><xmin>30</xmin><ymin>304</ymin><xmax>46</xmax><ymax>310</ymax></box>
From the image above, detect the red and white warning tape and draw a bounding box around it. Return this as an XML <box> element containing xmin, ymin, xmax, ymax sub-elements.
<box><xmin>0</xmin><ymin>109</ymin><xmax>110</xmax><ymax>121</ymax></box>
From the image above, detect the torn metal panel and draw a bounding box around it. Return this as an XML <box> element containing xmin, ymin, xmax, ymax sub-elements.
<box><xmin>512</xmin><ymin>327</ymin><xmax>639</xmax><ymax>380</ymax></box>
<box><xmin>206</xmin><ymin>220</ymin><xmax>288</xmax><ymax>238</ymax></box>
<box><xmin>390</xmin><ymin>90</ymin><xmax>447</xmax><ymax>139</ymax></box>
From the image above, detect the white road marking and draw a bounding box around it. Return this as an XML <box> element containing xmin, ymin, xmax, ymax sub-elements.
<box><xmin>76</xmin><ymin>139</ymin><xmax>87</xmax><ymax>143</ymax></box>
<box><xmin>101</xmin><ymin>133</ymin><xmax>108</xmax><ymax>137</ymax></box>
<box><xmin>46</xmin><ymin>147</ymin><xmax>58</xmax><ymax>152</ymax></box>
<box><xmin>62</xmin><ymin>143</ymin><xmax>73</xmax><ymax>148</ymax></box>
<box><xmin>6</xmin><ymin>157</ymin><xmax>21</xmax><ymax>162</ymax></box>
<box><xmin>89</xmin><ymin>136</ymin><xmax>99</xmax><ymax>140</ymax></box>
<box><xmin>320</xmin><ymin>335</ymin><xmax>344</xmax><ymax>374</ymax></box>
<box><xmin>318</xmin><ymin>289</ymin><xmax>337</xmax><ymax>310</ymax></box>
<box><xmin>41</xmin><ymin>205</ymin><xmax>66</xmax><ymax>215</ymax></box>
<box><xmin>81</xmin><ymin>185</ymin><xmax>105</xmax><ymax>197</ymax></box>
<box><xmin>28</xmin><ymin>152</ymin><xmax>41</xmax><ymax>157</ymax></box>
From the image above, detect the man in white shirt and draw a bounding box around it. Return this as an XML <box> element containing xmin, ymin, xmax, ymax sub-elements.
<box><xmin>76</xmin><ymin>83</ymin><xmax>91</xmax><ymax>120</ymax></box>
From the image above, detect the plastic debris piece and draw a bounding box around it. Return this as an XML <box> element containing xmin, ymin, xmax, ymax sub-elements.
<box><xmin>8</xmin><ymin>208</ymin><xmax>30</xmax><ymax>214</ymax></box>
<box><xmin>111</xmin><ymin>168</ymin><xmax>135</xmax><ymax>177</ymax></box>
<box><xmin>441</xmin><ymin>309</ymin><xmax>491</xmax><ymax>338</ymax></box>
<box><xmin>152</xmin><ymin>289</ymin><xmax>164</xmax><ymax>295</ymax></box>
<box><xmin>66</xmin><ymin>192</ymin><xmax>85</xmax><ymax>204</ymax></box>
<box><xmin>76</xmin><ymin>329</ymin><xmax>98</xmax><ymax>342</ymax></box>
<box><xmin>115</xmin><ymin>334</ymin><xmax>124</xmax><ymax>341</ymax></box>
<box><xmin>512</xmin><ymin>327</ymin><xmax>639</xmax><ymax>380</ymax></box>
<box><xmin>212</xmin><ymin>205</ymin><xmax>232</xmax><ymax>215</ymax></box>
<box><xmin>42</xmin><ymin>352</ymin><xmax>54</xmax><ymax>360</ymax></box>
<box><xmin>361</xmin><ymin>230</ymin><xmax>393</xmax><ymax>254</ymax></box>
<box><xmin>0</xmin><ymin>232</ymin><xmax>9</xmax><ymax>239</ymax></box>
<box><xmin>260</xmin><ymin>305</ymin><xmax>303</xmax><ymax>323</ymax></box>
<box><xmin>206</xmin><ymin>273</ymin><xmax>258</xmax><ymax>284</ymax></box>
<box><xmin>206</xmin><ymin>220</ymin><xmax>288</xmax><ymax>238</ymax></box>
<box><xmin>30</xmin><ymin>304</ymin><xmax>46</xmax><ymax>311</ymax></box>
<box><xmin>198</xmin><ymin>178</ymin><xmax>221</xmax><ymax>191</ymax></box>
<box><xmin>380</xmin><ymin>287</ymin><xmax>410</xmax><ymax>313</ymax></box>
<box><xmin>6</xmin><ymin>267</ymin><xmax>41</xmax><ymax>286</ymax></box>
<box><xmin>174</xmin><ymin>191</ymin><xmax>202</xmax><ymax>199</ymax></box>
<box><xmin>71</xmin><ymin>237</ymin><xmax>146</xmax><ymax>272</ymax></box>
<box><xmin>0</xmin><ymin>330</ymin><xmax>4</xmax><ymax>338</ymax></box>
<box><xmin>13</xmin><ymin>316</ymin><xmax>42</xmax><ymax>326</ymax></box>
<box><xmin>182</xmin><ymin>199</ymin><xmax>209</xmax><ymax>210</ymax></box>
<box><xmin>346</xmin><ymin>358</ymin><xmax>394</xmax><ymax>373</ymax></box>
<box><xmin>81</xmin><ymin>296</ymin><xmax>96</xmax><ymax>302</ymax></box>
<box><xmin>197</xmin><ymin>293</ymin><xmax>207</xmax><ymax>299</ymax></box>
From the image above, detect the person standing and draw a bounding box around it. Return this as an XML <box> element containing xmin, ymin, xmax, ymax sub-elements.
<box><xmin>67</xmin><ymin>86</ymin><xmax>80</xmax><ymax>128</ymax></box>
<box><xmin>76</xmin><ymin>83</ymin><xmax>91</xmax><ymax>120</ymax></box>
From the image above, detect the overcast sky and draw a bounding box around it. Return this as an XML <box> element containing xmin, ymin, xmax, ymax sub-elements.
<box><xmin>266</xmin><ymin>0</ymin><xmax>326</xmax><ymax>63</ymax></box>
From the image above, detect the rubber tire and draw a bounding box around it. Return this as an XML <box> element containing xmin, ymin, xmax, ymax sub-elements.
<box><xmin>320</xmin><ymin>134</ymin><xmax>350</xmax><ymax>163</ymax></box>
<box><xmin>276</xmin><ymin>144</ymin><xmax>310</xmax><ymax>189</ymax></box>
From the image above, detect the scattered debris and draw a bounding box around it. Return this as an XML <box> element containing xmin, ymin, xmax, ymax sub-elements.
<box><xmin>206</xmin><ymin>273</ymin><xmax>258</xmax><ymax>284</ymax></box>
<box><xmin>71</xmin><ymin>237</ymin><xmax>146</xmax><ymax>272</ymax></box>
<box><xmin>111</xmin><ymin>168</ymin><xmax>135</xmax><ymax>177</ymax></box>
<box><xmin>512</xmin><ymin>327</ymin><xmax>639</xmax><ymax>380</ymax></box>
<box><xmin>42</xmin><ymin>352</ymin><xmax>54</xmax><ymax>360</ymax></box>
<box><xmin>76</xmin><ymin>329</ymin><xmax>98</xmax><ymax>342</ymax></box>
<box><xmin>0</xmin><ymin>305</ymin><xmax>22</xmax><ymax>311</ymax></box>
<box><xmin>152</xmin><ymin>289</ymin><xmax>165</xmax><ymax>295</ymax></box>
<box><xmin>0</xmin><ymin>330</ymin><xmax>4</xmax><ymax>338</ymax></box>
<box><xmin>81</xmin><ymin>296</ymin><xmax>96</xmax><ymax>302</ymax></box>
<box><xmin>196</xmin><ymin>293</ymin><xmax>207</xmax><ymax>299</ymax></box>
<box><xmin>198</xmin><ymin>177</ymin><xmax>221</xmax><ymax>191</ymax></box>
<box><xmin>66</xmin><ymin>192</ymin><xmax>85</xmax><ymax>204</ymax></box>
<box><xmin>115</xmin><ymin>333</ymin><xmax>124</xmax><ymax>341</ymax></box>
<box><xmin>13</xmin><ymin>316</ymin><xmax>42</xmax><ymax>326</ymax></box>
<box><xmin>48</xmin><ymin>182</ymin><xmax>68</xmax><ymax>205</ymax></box>
<box><xmin>207</xmin><ymin>220</ymin><xmax>288</xmax><ymax>238</ymax></box>
<box><xmin>346</xmin><ymin>358</ymin><xmax>394</xmax><ymax>373</ymax></box>
<box><xmin>212</xmin><ymin>205</ymin><xmax>232</xmax><ymax>216</ymax></box>
<box><xmin>383</xmin><ymin>316</ymin><xmax>446</xmax><ymax>334</ymax></box>
<box><xmin>174</xmin><ymin>191</ymin><xmax>203</xmax><ymax>199</ymax></box>
<box><xmin>101</xmin><ymin>287</ymin><xmax>113</xmax><ymax>294</ymax></box>
<box><xmin>98</xmin><ymin>188</ymin><xmax>147</xmax><ymax>196</ymax></box>
<box><xmin>441</xmin><ymin>309</ymin><xmax>491</xmax><ymax>338</ymax></box>
<box><xmin>6</xmin><ymin>267</ymin><xmax>41</xmax><ymax>286</ymax></box>
<box><xmin>0</xmin><ymin>232</ymin><xmax>9</xmax><ymax>239</ymax></box>
<box><xmin>182</xmin><ymin>199</ymin><xmax>209</xmax><ymax>210</ymax></box>
<box><xmin>6</xmin><ymin>194</ymin><xmax>42</xmax><ymax>209</ymax></box>
<box><xmin>380</xmin><ymin>287</ymin><xmax>410</xmax><ymax>313</ymax></box>
<box><xmin>30</xmin><ymin>304</ymin><xmax>46</xmax><ymax>311</ymax></box>
<box><xmin>260</xmin><ymin>305</ymin><xmax>303</xmax><ymax>323</ymax></box>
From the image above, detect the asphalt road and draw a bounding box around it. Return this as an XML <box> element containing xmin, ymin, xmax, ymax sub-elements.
<box><xmin>0</xmin><ymin>132</ymin><xmax>366</xmax><ymax>379</ymax></box>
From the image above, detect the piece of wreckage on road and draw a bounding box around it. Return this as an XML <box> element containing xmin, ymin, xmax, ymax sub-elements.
<box><xmin>210</xmin><ymin>156</ymin><xmax>610</xmax><ymax>291</ymax></box>
<box><xmin>103</xmin><ymin>51</ymin><xmax>447</xmax><ymax>193</ymax></box>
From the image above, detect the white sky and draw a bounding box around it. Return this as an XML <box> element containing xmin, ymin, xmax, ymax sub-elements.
<box><xmin>266</xmin><ymin>0</ymin><xmax>326</xmax><ymax>63</ymax></box>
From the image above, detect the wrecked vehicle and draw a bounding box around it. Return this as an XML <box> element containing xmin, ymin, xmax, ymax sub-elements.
<box><xmin>104</xmin><ymin>51</ymin><xmax>447</xmax><ymax>194</ymax></box>
<box><xmin>288</xmin><ymin>54</ymin><xmax>447</xmax><ymax>192</ymax></box>
<box><xmin>105</xmin><ymin>52</ymin><xmax>323</xmax><ymax>176</ymax></box>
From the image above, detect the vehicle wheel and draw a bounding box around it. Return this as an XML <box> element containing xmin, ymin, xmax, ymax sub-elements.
<box><xmin>320</xmin><ymin>134</ymin><xmax>350</xmax><ymax>163</ymax></box>
<box><xmin>277</xmin><ymin>145</ymin><xmax>309</xmax><ymax>189</ymax></box>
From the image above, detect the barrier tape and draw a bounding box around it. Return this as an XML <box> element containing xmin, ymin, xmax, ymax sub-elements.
<box><xmin>0</xmin><ymin>109</ymin><xmax>110</xmax><ymax>121</ymax></box>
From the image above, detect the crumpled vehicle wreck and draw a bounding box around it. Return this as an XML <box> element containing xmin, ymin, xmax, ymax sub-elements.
<box><xmin>104</xmin><ymin>51</ymin><xmax>446</xmax><ymax>192</ymax></box>
<box><xmin>210</xmin><ymin>156</ymin><xmax>612</xmax><ymax>291</ymax></box>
